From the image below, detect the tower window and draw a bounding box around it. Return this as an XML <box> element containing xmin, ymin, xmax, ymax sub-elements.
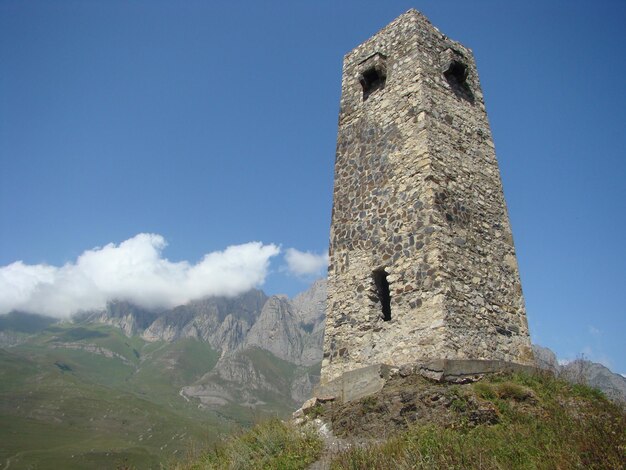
<box><xmin>444</xmin><ymin>60</ymin><xmax>474</xmax><ymax>103</ymax></box>
<box><xmin>372</xmin><ymin>269</ymin><xmax>391</xmax><ymax>321</ymax></box>
<box><xmin>444</xmin><ymin>60</ymin><xmax>468</xmax><ymax>85</ymax></box>
<box><xmin>359</xmin><ymin>66</ymin><xmax>386</xmax><ymax>101</ymax></box>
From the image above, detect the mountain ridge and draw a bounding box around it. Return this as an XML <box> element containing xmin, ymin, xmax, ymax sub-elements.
<box><xmin>2</xmin><ymin>279</ymin><xmax>624</xmax><ymax>405</ymax></box>
<box><xmin>1</xmin><ymin>280</ymin><xmax>625</xmax><ymax>468</ymax></box>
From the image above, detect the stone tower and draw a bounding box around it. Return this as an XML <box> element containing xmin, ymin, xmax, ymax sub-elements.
<box><xmin>321</xmin><ymin>10</ymin><xmax>533</xmax><ymax>384</ymax></box>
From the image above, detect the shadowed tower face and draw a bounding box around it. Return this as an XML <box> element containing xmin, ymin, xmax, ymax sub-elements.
<box><xmin>322</xmin><ymin>10</ymin><xmax>533</xmax><ymax>384</ymax></box>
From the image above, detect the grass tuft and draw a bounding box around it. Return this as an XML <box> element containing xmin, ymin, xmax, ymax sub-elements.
<box><xmin>174</xmin><ymin>418</ymin><xmax>322</xmax><ymax>470</ymax></box>
<box><xmin>494</xmin><ymin>382</ymin><xmax>534</xmax><ymax>402</ymax></box>
<box><xmin>305</xmin><ymin>404</ymin><xmax>324</xmax><ymax>419</ymax></box>
<box><xmin>473</xmin><ymin>382</ymin><xmax>496</xmax><ymax>400</ymax></box>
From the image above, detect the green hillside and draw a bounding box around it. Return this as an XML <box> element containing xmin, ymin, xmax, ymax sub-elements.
<box><xmin>0</xmin><ymin>351</ymin><xmax>215</xmax><ymax>469</ymax></box>
<box><xmin>0</xmin><ymin>311</ymin><xmax>56</xmax><ymax>333</ymax></box>
<box><xmin>176</xmin><ymin>371</ymin><xmax>626</xmax><ymax>470</ymax></box>
<box><xmin>0</xmin><ymin>323</ymin><xmax>298</xmax><ymax>469</ymax></box>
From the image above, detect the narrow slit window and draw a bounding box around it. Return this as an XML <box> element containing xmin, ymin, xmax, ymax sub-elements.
<box><xmin>373</xmin><ymin>269</ymin><xmax>391</xmax><ymax>321</ymax></box>
<box><xmin>360</xmin><ymin>67</ymin><xmax>386</xmax><ymax>101</ymax></box>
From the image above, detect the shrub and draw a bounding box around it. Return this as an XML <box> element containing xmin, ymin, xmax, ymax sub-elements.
<box><xmin>305</xmin><ymin>404</ymin><xmax>324</xmax><ymax>419</ymax></box>
<box><xmin>473</xmin><ymin>382</ymin><xmax>496</xmax><ymax>400</ymax></box>
<box><xmin>494</xmin><ymin>382</ymin><xmax>534</xmax><ymax>402</ymax></box>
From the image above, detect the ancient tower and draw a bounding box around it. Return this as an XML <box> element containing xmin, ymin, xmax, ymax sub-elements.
<box><xmin>321</xmin><ymin>10</ymin><xmax>533</xmax><ymax>384</ymax></box>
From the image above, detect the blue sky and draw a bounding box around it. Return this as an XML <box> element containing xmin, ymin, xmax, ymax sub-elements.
<box><xmin>1</xmin><ymin>1</ymin><xmax>624</xmax><ymax>373</ymax></box>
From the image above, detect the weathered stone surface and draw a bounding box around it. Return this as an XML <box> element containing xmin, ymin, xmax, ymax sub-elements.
<box><xmin>244</xmin><ymin>296</ymin><xmax>306</xmax><ymax>364</ymax></box>
<box><xmin>315</xmin><ymin>360</ymin><xmax>537</xmax><ymax>403</ymax></box>
<box><xmin>322</xmin><ymin>9</ymin><xmax>534</xmax><ymax>384</ymax></box>
<box><xmin>292</xmin><ymin>279</ymin><xmax>327</xmax><ymax>329</ymax></box>
<box><xmin>89</xmin><ymin>300</ymin><xmax>158</xmax><ymax>338</ymax></box>
<box><xmin>314</xmin><ymin>363</ymin><xmax>392</xmax><ymax>403</ymax></box>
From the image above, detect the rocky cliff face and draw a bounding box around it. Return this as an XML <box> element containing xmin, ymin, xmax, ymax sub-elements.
<box><xmin>291</xmin><ymin>279</ymin><xmax>327</xmax><ymax>330</ymax></box>
<box><xmin>531</xmin><ymin>344</ymin><xmax>560</xmax><ymax>373</ymax></box>
<box><xmin>245</xmin><ymin>296</ymin><xmax>308</xmax><ymax>365</ymax></box>
<box><xmin>180</xmin><ymin>347</ymin><xmax>315</xmax><ymax>408</ymax></box>
<box><xmin>140</xmin><ymin>290</ymin><xmax>267</xmax><ymax>348</ymax></box>
<box><xmin>86</xmin><ymin>301</ymin><xmax>159</xmax><ymax>337</ymax></box>
<box><xmin>560</xmin><ymin>360</ymin><xmax>626</xmax><ymax>404</ymax></box>
<box><xmin>88</xmin><ymin>286</ymin><xmax>325</xmax><ymax>369</ymax></box>
<box><xmin>82</xmin><ymin>281</ymin><xmax>327</xmax><ymax>404</ymax></box>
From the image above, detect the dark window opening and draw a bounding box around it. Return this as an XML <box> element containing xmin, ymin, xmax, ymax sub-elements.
<box><xmin>360</xmin><ymin>67</ymin><xmax>386</xmax><ymax>101</ymax></box>
<box><xmin>373</xmin><ymin>269</ymin><xmax>391</xmax><ymax>321</ymax></box>
<box><xmin>444</xmin><ymin>60</ymin><xmax>468</xmax><ymax>84</ymax></box>
<box><xmin>444</xmin><ymin>60</ymin><xmax>474</xmax><ymax>103</ymax></box>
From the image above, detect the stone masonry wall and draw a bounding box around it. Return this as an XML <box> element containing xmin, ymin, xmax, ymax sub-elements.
<box><xmin>321</xmin><ymin>10</ymin><xmax>533</xmax><ymax>384</ymax></box>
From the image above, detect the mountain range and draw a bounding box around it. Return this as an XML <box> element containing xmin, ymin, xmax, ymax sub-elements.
<box><xmin>0</xmin><ymin>280</ymin><xmax>326</xmax><ymax>468</ymax></box>
<box><xmin>1</xmin><ymin>278</ymin><xmax>624</xmax><ymax>469</ymax></box>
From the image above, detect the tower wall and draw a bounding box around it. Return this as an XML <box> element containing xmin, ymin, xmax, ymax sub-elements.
<box><xmin>322</xmin><ymin>10</ymin><xmax>533</xmax><ymax>384</ymax></box>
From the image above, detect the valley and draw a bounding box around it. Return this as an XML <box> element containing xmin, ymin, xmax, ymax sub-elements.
<box><xmin>0</xmin><ymin>282</ymin><xmax>325</xmax><ymax>469</ymax></box>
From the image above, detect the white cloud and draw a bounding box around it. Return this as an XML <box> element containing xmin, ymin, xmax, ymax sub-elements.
<box><xmin>284</xmin><ymin>248</ymin><xmax>328</xmax><ymax>277</ymax></box>
<box><xmin>0</xmin><ymin>233</ymin><xmax>280</xmax><ymax>318</ymax></box>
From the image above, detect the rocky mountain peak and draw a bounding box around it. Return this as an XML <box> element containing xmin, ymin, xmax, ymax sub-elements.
<box><xmin>291</xmin><ymin>279</ymin><xmax>326</xmax><ymax>331</ymax></box>
<box><xmin>244</xmin><ymin>295</ymin><xmax>306</xmax><ymax>364</ymax></box>
<box><xmin>78</xmin><ymin>281</ymin><xmax>325</xmax><ymax>368</ymax></box>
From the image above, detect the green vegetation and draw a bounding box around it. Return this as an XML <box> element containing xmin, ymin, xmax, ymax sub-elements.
<box><xmin>330</xmin><ymin>372</ymin><xmax>625</xmax><ymax>469</ymax></box>
<box><xmin>12</xmin><ymin>320</ymin><xmax>621</xmax><ymax>470</ymax></box>
<box><xmin>179</xmin><ymin>372</ymin><xmax>625</xmax><ymax>470</ymax></box>
<box><xmin>0</xmin><ymin>325</ymin><xmax>230</xmax><ymax>469</ymax></box>
<box><xmin>360</xmin><ymin>395</ymin><xmax>378</xmax><ymax>414</ymax></box>
<box><xmin>129</xmin><ymin>338</ymin><xmax>220</xmax><ymax>408</ymax></box>
<box><xmin>46</xmin><ymin>326</ymin><xmax>109</xmax><ymax>341</ymax></box>
<box><xmin>0</xmin><ymin>361</ymin><xmax>221</xmax><ymax>469</ymax></box>
<box><xmin>0</xmin><ymin>311</ymin><xmax>56</xmax><ymax>333</ymax></box>
<box><xmin>1</xmin><ymin>322</ymin><xmax>315</xmax><ymax>469</ymax></box>
<box><xmin>242</xmin><ymin>347</ymin><xmax>299</xmax><ymax>383</ymax></box>
<box><xmin>173</xmin><ymin>419</ymin><xmax>323</xmax><ymax>470</ymax></box>
<box><xmin>306</xmin><ymin>403</ymin><xmax>324</xmax><ymax>419</ymax></box>
<box><xmin>473</xmin><ymin>380</ymin><xmax>535</xmax><ymax>402</ymax></box>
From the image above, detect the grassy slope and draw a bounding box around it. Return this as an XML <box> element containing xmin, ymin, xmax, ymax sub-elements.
<box><xmin>242</xmin><ymin>348</ymin><xmax>300</xmax><ymax>411</ymax></box>
<box><xmin>328</xmin><ymin>373</ymin><xmax>626</xmax><ymax>469</ymax></box>
<box><xmin>183</xmin><ymin>347</ymin><xmax>319</xmax><ymax>427</ymax></box>
<box><xmin>0</xmin><ymin>325</ymin><xmax>227</xmax><ymax>469</ymax></box>
<box><xmin>173</xmin><ymin>419</ymin><xmax>323</xmax><ymax>470</ymax></box>
<box><xmin>0</xmin><ymin>312</ymin><xmax>56</xmax><ymax>334</ymax></box>
<box><xmin>177</xmin><ymin>371</ymin><xmax>626</xmax><ymax>470</ymax></box>
<box><xmin>1</xmin><ymin>324</ymin><xmax>313</xmax><ymax>469</ymax></box>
